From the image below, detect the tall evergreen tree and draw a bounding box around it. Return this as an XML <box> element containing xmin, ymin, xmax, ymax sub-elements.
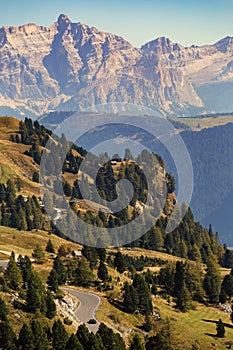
<box><xmin>65</xmin><ymin>334</ymin><xmax>83</xmax><ymax>350</ymax></box>
<box><xmin>133</xmin><ymin>274</ymin><xmax>152</xmax><ymax>314</ymax></box>
<box><xmin>221</xmin><ymin>274</ymin><xmax>233</xmax><ymax>298</ymax></box>
<box><xmin>46</xmin><ymin>291</ymin><xmax>56</xmax><ymax>319</ymax></box>
<box><xmin>82</xmin><ymin>246</ymin><xmax>98</xmax><ymax>270</ymax></box>
<box><xmin>97</xmin><ymin>261</ymin><xmax>109</xmax><ymax>282</ymax></box>
<box><xmin>52</xmin><ymin>320</ymin><xmax>69</xmax><ymax>350</ymax></box>
<box><xmin>123</xmin><ymin>282</ymin><xmax>139</xmax><ymax>314</ymax></box>
<box><xmin>31</xmin><ymin>320</ymin><xmax>49</xmax><ymax>350</ymax></box>
<box><xmin>76</xmin><ymin>324</ymin><xmax>90</xmax><ymax>349</ymax></box>
<box><xmin>203</xmin><ymin>255</ymin><xmax>221</xmax><ymax>304</ymax></box>
<box><xmin>17</xmin><ymin>323</ymin><xmax>35</xmax><ymax>350</ymax></box>
<box><xmin>45</xmin><ymin>239</ymin><xmax>55</xmax><ymax>254</ymax></box>
<box><xmin>114</xmin><ymin>251</ymin><xmax>127</xmax><ymax>273</ymax></box>
<box><xmin>0</xmin><ymin>321</ymin><xmax>17</xmax><ymax>350</ymax></box>
<box><xmin>146</xmin><ymin>334</ymin><xmax>169</xmax><ymax>350</ymax></box>
<box><xmin>4</xmin><ymin>252</ymin><xmax>23</xmax><ymax>290</ymax></box>
<box><xmin>0</xmin><ymin>296</ymin><xmax>8</xmax><ymax>321</ymax></box>
<box><xmin>47</xmin><ymin>269</ymin><xmax>59</xmax><ymax>292</ymax></box>
<box><xmin>130</xmin><ymin>334</ymin><xmax>145</xmax><ymax>350</ymax></box>
<box><xmin>53</xmin><ymin>256</ymin><xmax>67</xmax><ymax>285</ymax></box>
<box><xmin>216</xmin><ymin>319</ymin><xmax>225</xmax><ymax>338</ymax></box>
<box><xmin>97</xmin><ymin>323</ymin><xmax>126</xmax><ymax>350</ymax></box>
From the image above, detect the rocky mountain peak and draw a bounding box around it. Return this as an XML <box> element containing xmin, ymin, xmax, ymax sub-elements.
<box><xmin>141</xmin><ymin>36</ymin><xmax>184</xmax><ymax>55</ymax></box>
<box><xmin>214</xmin><ymin>36</ymin><xmax>233</xmax><ymax>53</ymax></box>
<box><xmin>57</xmin><ymin>13</ymin><xmax>71</xmax><ymax>32</ymax></box>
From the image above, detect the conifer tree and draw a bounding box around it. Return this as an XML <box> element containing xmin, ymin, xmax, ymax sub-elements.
<box><xmin>32</xmin><ymin>245</ymin><xmax>45</xmax><ymax>263</ymax></box>
<box><xmin>97</xmin><ymin>323</ymin><xmax>126</xmax><ymax>350</ymax></box>
<box><xmin>146</xmin><ymin>334</ymin><xmax>169</xmax><ymax>350</ymax></box>
<box><xmin>31</xmin><ymin>320</ymin><xmax>49</xmax><ymax>350</ymax></box>
<box><xmin>0</xmin><ymin>321</ymin><xmax>17</xmax><ymax>350</ymax></box>
<box><xmin>114</xmin><ymin>251</ymin><xmax>127</xmax><ymax>273</ymax></box>
<box><xmin>144</xmin><ymin>314</ymin><xmax>153</xmax><ymax>332</ymax></box>
<box><xmin>221</xmin><ymin>274</ymin><xmax>233</xmax><ymax>298</ymax></box>
<box><xmin>76</xmin><ymin>324</ymin><xmax>90</xmax><ymax>349</ymax></box>
<box><xmin>0</xmin><ymin>296</ymin><xmax>8</xmax><ymax>321</ymax></box>
<box><xmin>47</xmin><ymin>269</ymin><xmax>59</xmax><ymax>292</ymax></box>
<box><xmin>216</xmin><ymin>319</ymin><xmax>225</xmax><ymax>338</ymax></box>
<box><xmin>133</xmin><ymin>274</ymin><xmax>152</xmax><ymax>314</ymax></box>
<box><xmin>97</xmin><ymin>261</ymin><xmax>109</xmax><ymax>282</ymax></box>
<box><xmin>46</xmin><ymin>291</ymin><xmax>56</xmax><ymax>319</ymax></box>
<box><xmin>17</xmin><ymin>323</ymin><xmax>34</xmax><ymax>350</ymax></box>
<box><xmin>65</xmin><ymin>334</ymin><xmax>83</xmax><ymax>350</ymax></box>
<box><xmin>52</xmin><ymin>320</ymin><xmax>69</xmax><ymax>350</ymax></box>
<box><xmin>203</xmin><ymin>255</ymin><xmax>221</xmax><ymax>303</ymax></box>
<box><xmin>53</xmin><ymin>256</ymin><xmax>67</xmax><ymax>285</ymax></box>
<box><xmin>130</xmin><ymin>334</ymin><xmax>145</xmax><ymax>350</ymax></box>
<box><xmin>4</xmin><ymin>252</ymin><xmax>23</xmax><ymax>290</ymax></box>
<box><xmin>74</xmin><ymin>257</ymin><xmax>94</xmax><ymax>287</ymax></box>
<box><xmin>82</xmin><ymin>245</ymin><xmax>98</xmax><ymax>269</ymax></box>
<box><xmin>46</xmin><ymin>239</ymin><xmax>55</xmax><ymax>254</ymax></box>
<box><xmin>123</xmin><ymin>282</ymin><xmax>139</xmax><ymax>314</ymax></box>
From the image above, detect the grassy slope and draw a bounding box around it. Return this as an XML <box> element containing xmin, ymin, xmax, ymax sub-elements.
<box><xmin>0</xmin><ymin>117</ymin><xmax>39</xmax><ymax>195</ymax></box>
<box><xmin>172</xmin><ymin>114</ymin><xmax>233</xmax><ymax>132</ymax></box>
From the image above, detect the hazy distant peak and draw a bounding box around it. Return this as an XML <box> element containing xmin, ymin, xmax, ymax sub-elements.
<box><xmin>214</xmin><ymin>36</ymin><xmax>233</xmax><ymax>53</ymax></box>
<box><xmin>141</xmin><ymin>36</ymin><xmax>184</xmax><ymax>54</ymax></box>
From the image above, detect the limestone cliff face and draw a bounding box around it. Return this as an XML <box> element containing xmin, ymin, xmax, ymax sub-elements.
<box><xmin>0</xmin><ymin>14</ymin><xmax>232</xmax><ymax>117</ymax></box>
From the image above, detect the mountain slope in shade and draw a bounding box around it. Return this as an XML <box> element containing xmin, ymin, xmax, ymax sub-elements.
<box><xmin>0</xmin><ymin>14</ymin><xmax>232</xmax><ymax>117</ymax></box>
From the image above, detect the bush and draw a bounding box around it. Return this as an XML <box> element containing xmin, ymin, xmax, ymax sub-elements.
<box><xmin>64</xmin><ymin>317</ymin><xmax>72</xmax><ymax>325</ymax></box>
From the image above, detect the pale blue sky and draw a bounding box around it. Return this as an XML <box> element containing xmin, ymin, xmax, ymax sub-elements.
<box><xmin>0</xmin><ymin>0</ymin><xmax>232</xmax><ymax>47</ymax></box>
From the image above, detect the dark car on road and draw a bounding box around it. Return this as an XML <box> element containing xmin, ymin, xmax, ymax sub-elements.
<box><xmin>87</xmin><ymin>319</ymin><xmax>97</xmax><ymax>324</ymax></box>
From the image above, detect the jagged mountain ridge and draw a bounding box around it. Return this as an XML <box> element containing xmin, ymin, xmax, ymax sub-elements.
<box><xmin>0</xmin><ymin>14</ymin><xmax>233</xmax><ymax>117</ymax></box>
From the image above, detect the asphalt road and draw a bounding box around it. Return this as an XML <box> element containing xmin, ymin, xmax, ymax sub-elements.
<box><xmin>62</xmin><ymin>288</ymin><xmax>101</xmax><ymax>333</ymax></box>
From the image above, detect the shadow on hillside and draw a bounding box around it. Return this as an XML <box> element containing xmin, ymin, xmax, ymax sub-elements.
<box><xmin>202</xmin><ymin>319</ymin><xmax>233</xmax><ymax>329</ymax></box>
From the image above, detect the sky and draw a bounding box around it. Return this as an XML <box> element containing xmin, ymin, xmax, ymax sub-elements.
<box><xmin>0</xmin><ymin>0</ymin><xmax>232</xmax><ymax>47</ymax></box>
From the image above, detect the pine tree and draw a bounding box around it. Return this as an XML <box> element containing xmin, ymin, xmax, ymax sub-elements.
<box><xmin>114</xmin><ymin>251</ymin><xmax>127</xmax><ymax>273</ymax></box>
<box><xmin>66</xmin><ymin>334</ymin><xmax>83</xmax><ymax>350</ymax></box>
<box><xmin>123</xmin><ymin>282</ymin><xmax>139</xmax><ymax>314</ymax></box>
<box><xmin>76</xmin><ymin>324</ymin><xmax>90</xmax><ymax>349</ymax></box>
<box><xmin>97</xmin><ymin>323</ymin><xmax>126</xmax><ymax>350</ymax></box>
<box><xmin>4</xmin><ymin>252</ymin><xmax>23</xmax><ymax>290</ymax></box>
<box><xmin>46</xmin><ymin>239</ymin><xmax>55</xmax><ymax>254</ymax></box>
<box><xmin>216</xmin><ymin>319</ymin><xmax>225</xmax><ymax>338</ymax></box>
<box><xmin>0</xmin><ymin>321</ymin><xmax>17</xmax><ymax>350</ymax></box>
<box><xmin>17</xmin><ymin>323</ymin><xmax>35</xmax><ymax>350</ymax></box>
<box><xmin>31</xmin><ymin>320</ymin><xmax>49</xmax><ymax>350</ymax></box>
<box><xmin>176</xmin><ymin>284</ymin><xmax>191</xmax><ymax>312</ymax></box>
<box><xmin>53</xmin><ymin>256</ymin><xmax>67</xmax><ymax>285</ymax></box>
<box><xmin>203</xmin><ymin>255</ymin><xmax>221</xmax><ymax>304</ymax></box>
<box><xmin>26</xmin><ymin>283</ymin><xmax>41</xmax><ymax>313</ymax></box>
<box><xmin>52</xmin><ymin>320</ymin><xmax>69</xmax><ymax>350</ymax></box>
<box><xmin>133</xmin><ymin>274</ymin><xmax>152</xmax><ymax>314</ymax></box>
<box><xmin>146</xmin><ymin>334</ymin><xmax>169</xmax><ymax>350</ymax></box>
<box><xmin>221</xmin><ymin>274</ymin><xmax>233</xmax><ymax>298</ymax></box>
<box><xmin>87</xmin><ymin>332</ymin><xmax>105</xmax><ymax>350</ymax></box>
<box><xmin>47</xmin><ymin>269</ymin><xmax>59</xmax><ymax>292</ymax></box>
<box><xmin>46</xmin><ymin>291</ymin><xmax>56</xmax><ymax>319</ymax></box>
<box><xmin>82</xmin><ymin>245</ymin><xmax>98</xmax><ymax>269</ymax></box>
<box><xmin>74</xmin><ymin>257</ymin><xmax>94</xmax><ymax>287</ymax></box>
<box><xmin>32</xmin><ymin>245</ymin><xmax>45</xmax><ymax>263</ymax></box>
<box><xmin>130</xmin><ymin>334</ymin><xmax>145</xmax><ymax>350</ymax></box>
<box><xmin>0</xmin><ymin>296</ymin><xmax>8</xmax><ymax>321</ymax></box>
<box><xmin>144</xmin><ymin>314</ymin><xmax>153</xmax><ymax>332</ymax></box>
<box><xmin>6</xmin><ymin>179</ymin><xmax>16</xmax><ymax>206</ymax></box>
<box><xmin>97</xmin><ymin>261</ymin><xmax>109</xmax><ymax>282</ymax></box>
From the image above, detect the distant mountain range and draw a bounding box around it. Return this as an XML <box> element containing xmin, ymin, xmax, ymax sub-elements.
<box><xmin>0</xmin><ymin>14</ymin><xmax>233</xmax><ymax>118</ymax></box>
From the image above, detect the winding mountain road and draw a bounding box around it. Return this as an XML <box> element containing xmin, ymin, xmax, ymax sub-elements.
<box><xmin>62</xmin><ymin>288</ymin><xmax>101</xmax><ymax>333</ymax></box>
